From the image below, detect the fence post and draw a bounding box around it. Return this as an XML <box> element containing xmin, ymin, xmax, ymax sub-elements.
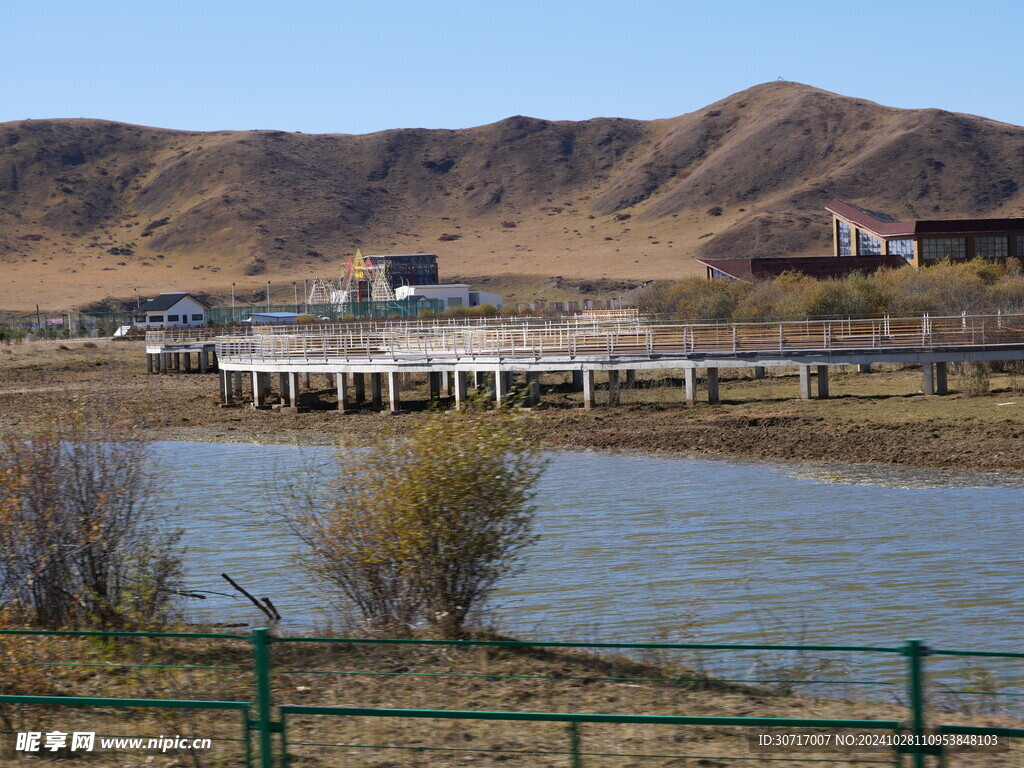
<box><xmin>904</xmin><ymin>638</ymin><xmax>928</xmax><ymax>768</ymax></box>
<box><xmin>251</xmin><ymin>628</ymin><xmax>277</xmax><ymax>768</ymax></box>
<box><xmin>568</xmin><ymin>721</ymin><xmax>582</xmax><ymax>768</ymax></box>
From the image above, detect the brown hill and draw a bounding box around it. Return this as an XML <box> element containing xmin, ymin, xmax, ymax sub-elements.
<box><xmin>1</xmin><ymin>81</ymin><xmax>1022</xmax><ymax>310</ymax></box>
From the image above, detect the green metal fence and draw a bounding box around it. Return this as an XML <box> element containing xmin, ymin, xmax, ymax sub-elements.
<box><xmin>0</xmin><ymin>628</ymin><xmax>1019</xmax><ymax>767</ymax></box>
<box><xmin>205</xmin><ymin>299</ymin><xmax>443</xmax><ymax>325</ymax></box>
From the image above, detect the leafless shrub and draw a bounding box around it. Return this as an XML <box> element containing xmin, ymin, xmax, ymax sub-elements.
<box><xmin>0</xmin><ymin>408</ymin><xmax>183</xmax><ymax>629</ymax></box>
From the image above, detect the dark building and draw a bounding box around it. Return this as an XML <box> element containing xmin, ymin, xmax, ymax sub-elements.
<box><xmin>698</xmin><ymin>254</ymin><xmax>905</xmax><ymax>283</ymax></box>
<box><xmin>826</xmin><ymin>200</ymin><xmax>1024</xmax><ymax>267</ymax></box>
<box><xmin>364</xmin><ymin>253</ymin><xmax>440</xmax><ymax>290</ymax></box>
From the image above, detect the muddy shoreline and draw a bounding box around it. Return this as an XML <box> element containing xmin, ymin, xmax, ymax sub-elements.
<box><xmin>2</xmin><ymin>340</ymin><xmax>1023</xmax><ymax>473</ymax></box>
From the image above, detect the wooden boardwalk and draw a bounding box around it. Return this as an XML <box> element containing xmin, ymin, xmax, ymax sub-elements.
<box><xmin>203</xmin><ymin>312</ymin><xmax>1024</xmax><ymax>410</ymax></box>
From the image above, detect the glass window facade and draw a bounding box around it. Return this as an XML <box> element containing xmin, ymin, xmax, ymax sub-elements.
<box><xmin>837</xmin><ymin>220</ymin><xmax>852</xmax><ymax>257</ymax></box>
<box><xmin>710</xmin><ymin>268</ymin><xmax>736</xmax><ymax>281</ymax></box>
<box><xmin>887</xmin><ymin>238</ymin><xmax>915</xmax><ymax>260</ymax></box>
<box><xmin>975</xmin><ymin>236</ymin><xmax>1008</xmax><ymax>259</ymax></box>
<box><xmin>857</xmin><ymin>229</ymin><xmax>882</xmax><ymax>255</ymax></box>
<box><xmin>921</xmin><ymin>237</ymin><xmax>967</xmax><ymax>260</ymax></box>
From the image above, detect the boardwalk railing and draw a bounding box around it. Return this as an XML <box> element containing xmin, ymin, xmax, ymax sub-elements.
<box><xmin>213</xmin><ymin>312</ymin><xmax>1024</xmax><ymax>365</ymax></box>
<box><xmin>1</xmin><ymin>629</ymin><xmax>1020</xmax><ymax>767</ymax></box>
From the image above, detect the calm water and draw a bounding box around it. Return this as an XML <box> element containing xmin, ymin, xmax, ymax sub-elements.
<box><xmin>157</xmin><ymin>442</ymin><xmax>1023</xmax><ymax>652</ymax></box>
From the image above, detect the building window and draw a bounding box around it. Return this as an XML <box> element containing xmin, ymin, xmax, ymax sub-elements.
<box><xmin>149</xmin><ymin>315</ymin><xmax>164</xmax><ymax>323</ymax></box>
<box><xmin>921</xmin><ymin>237</ymin><xmax>967</xmax><ymax>260</ymax></box>
<box><xmin>191</xmin><ymin>313</ymin><xmax>204</xmax><ymax>321</ymax></box>
<box><xmin>710</xmin><ymin>268</ymin><xmax>736</xmax><ymax>280</ymax></box>
<box><xmin>1017</xmin><ymin>235</ymin><xmax>1024</xmax><ymax>257</ymax></box>
<box><xmin>837</xmin><ymin>220</ymin><xmax>852</xmax><ymax>257</ymax></box>
<box><xmin>887</xmin><ymin>238</ymin><xmax>915</xmax><ymax>261</ymax></box>
<box><xmin>167</xmin><ymin>314</ymin><xmax>180</xmax><ymax>322</ymax></box>
<box><xmin>975</xmin><ymin>236</ymin><xmax>1008</xmax><ymax>259</ymax></box>
<box><xmin>857</xmin><ymin>229</ymin><xmax>882</xmax><ymax>255</ymax></box>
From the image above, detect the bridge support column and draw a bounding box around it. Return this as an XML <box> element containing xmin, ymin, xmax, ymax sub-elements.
<box><xmin>370</xmin><ymin>373</ymin><xmax>383</xmax><ymax>410</ymax></box>
<box><xmin>525</xmin><ymin>372</ymin><xmax>541</xmax><ymax>407</ymax></box>
<box><xmin>607</xmin><ymin>370</ymin><xmax>621</xmax><ymax>405</ymax></box>
<box><xmin>440</xmin><ymin>371</ymin><xmax>452</xmax><ymax>398</ymax></box>
<box><xmin>799</xmin><ymin>366</ymin><xmax>812</xmax><ymax>400</ymax></box>
<box><xmin>161</xmin><ymin>353</ymin><xmax>170</xmax><ymax>373</ymax></box>
<box><xmin>210</xmin><ymin>350</ymin><xmax>217</xmax><ymax>371</ymax></box>
<box><xmin>571</xmin><ymin>370</ymin><xmax>584</xmax><ymax>392</ymax></box>
<box><xmin>184</xmin><ymin>353</ymin><xmax>192</xmax><ymax>373</ymax></box>
<box><xmin>336</xmin><ymin>372</ymin><xmax>349</xmax><ymax>413</ymax></box>
<box><xmin>816</xmin><ymin>365</ymin><xmax>829</xmax><ymax>399</ymax></box>
<box><xmin>277</xmin><ymin>373</ymin><xmax>288</xmax><ymax>405</ymax></box>
<box><xmin>233</xmin><ymin>372</ymin><xmax>243</xmax><ymax>398</ymax></box>
<box><xmin>624</xmin><ymin>370</ymin><xmax>636</xmax><ymax>387</ymax></box>
<box><xmin>706</xmin><ymin>367</ymin><xmax>720</xmax><ymax>405</ymax></box>
<box><xmin>199</xmin><ymin>349</ymin><xmax>209</xmax><ymax>374</ymax></box>
<box><xmin>146</xmin><ymin>354</ymin><xmax>154</xmax><ymax>374</ymax></box>
<box><xmin>353</xmin><ymin>373</ymin><xmax>366</xmax><ymax>403</ymax></box>
<box><xmin>753</xmin><ymin>366</ymin><xmax>765</xmax><ymax>380</ymax></box>
<box><xmin>174</xmin><ymin>353</ymin><xmax>181</xmax><ymax>371</ymax></box>
<box><xmin>935</xmin><ymin>361</ymin><xmax>948</xmax><ymax>395</ymax></box>
<box><xmin>387</xmin><ymin>371</ymin><xmax>401</xmax><ymax>413</ymax></box>
<box><xmin>473</xmin><ymin>371</ymin><xmax>485</xmax><ymax>392</ymax></box>
<box><xmin>219</xmin><ymin>371</ymin><xmax>233</xmax><ymax>405</ymax></box>
<box><xmin>684</xmin><ymin>368</ymin><xmax>697</xmax><ymax>405</ymax></box>
<box><xmin>857</xmin><ymin>363</ymin><xmax>872</xmax><ymax>373</ymax></box>
<box><xmin>582</xmin><ymin>369</ymin><xmax>595</xmax><ymax>410</ymax></box>
<box><xmin>428</xmin><ymin>372</ymin><xmax>442</xmax><ymax>400</ymax></box>
<box><xmin>495</xmin><ymin>369</ymin><xmax>509</xmax><ymax>404</ymax></box>
<box><xmin>922</xmin><ymin>362</ymin><xmax>935</xmax><ymax>396</ymax></box>
<box><xmin>454</xmin><ymin>371</ymin><xmax>469</xmax><ymax>409</ymax></box>
<box><xmin>252</xmin><ymin>372</ymin><xmax>271</xmax><ymax>409</ymax></box>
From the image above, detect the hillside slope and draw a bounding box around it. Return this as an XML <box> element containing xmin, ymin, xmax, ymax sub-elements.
<box><xmin>1</xmin><ymin>81</ymin><xmax>1022</xmax><ymax>309</ymax></box>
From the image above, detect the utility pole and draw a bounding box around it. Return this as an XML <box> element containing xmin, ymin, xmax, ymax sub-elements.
<box><xmin>135</xmin><ymin>287</ymin><xmax>141</xmax><ymax>309</ymax></box>
<box><xmin>303</xmin><ymin>279</ymin><xmax>308</xmax><ymax>311</ymax></box>
<box><xmin>293</xmin><ymin>282</ymin><xmax>298</xmax><ymax>308</ymax></box>
<box><xmin>231</xmin><ymin>282</ymin><xmax>236</xmax><ymax>321</ymax></box>
<box><xmin>266</xmin><ymin>281</ymin><xmax>271</xmax><ymax>311</ymax></box>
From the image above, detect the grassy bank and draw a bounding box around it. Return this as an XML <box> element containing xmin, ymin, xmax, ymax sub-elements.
<box><xmin>2</xmin><ymin>627</ymin><xmax>1021</xmax><ymax>767</ymax></box>
<box><xmin>1</xmin><ymin>339</ymin><xmax>1023</xmax><ymax>472</ymax></box>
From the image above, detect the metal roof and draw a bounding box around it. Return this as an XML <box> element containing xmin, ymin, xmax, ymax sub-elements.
<box><xmin>137</xmin><ymin>293</ymin><xmax>209</xmax><ymax>312</ymax></box>
<box><xmin>826</xmin><ymin>199</ymin><xmax>1024</xmax><ymax>237</ymax></box>
<box><xmin>698</xmin><ymin>255</ymin><xmax>906</xmax><ymax>283</ymax></box>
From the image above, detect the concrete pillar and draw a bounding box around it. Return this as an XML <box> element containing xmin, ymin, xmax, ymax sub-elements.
<box><xmin>300</xmin><ymin>372</ymin><xmax>310</xmax><ymax>389</ymax></box>
<box><xmin>571</xmin><ymin>370</ymin><xmax>584</xmax><ymax>392</ymax></box>
<box><xmin>325</xmin><ymin>373</ymin><xmax>335</xmax><ymax>387</ymax></box>
<box><xmin>219</xmin><ymin>371</ymin><xmax>233</xmax><ymax>404</ymax></box>
<box><xmin>278</xmin><ymin>372</ymin><xmax>289</xmax><ymax>404</ymax></box>
<box><xmin>684</xmin><ymin>368</ymin><xmax>697</xmax><ymax>405</ymax></box>
<box><xmin>706</xmin><ymin>367</ymin><xmax>720</xmax><ymax>405</ymax></box>
<box><xmin>494</xmin><ymin>369</ymin><xmax>509</xmax><ymax>404</ymax></box>
<box><xmin>935</xmin><ymin>361</ymin><xmax>948</xmax><ymax>395</ymax></box>
<box><xmin>582</xmin><ymin>369</ymin><xmax>595</xmax><ymax>410</ymax></box>
<box><xmin>607</xmin><ymin>370</ymin><xmax>621</xmax><ymax>406</ymax></box>
<box><xmin>286</xmin><ymin>372</ymin><xmax>300</xmax><ymax>411</ymax></box>
<box><xmin>752</xmin><ymin>366</ymin><xmax>765</xmax><ymax>380</ymax></box>
<box><xmin>199</xmin><ymin>349</ymin><xmax>209</xmax><ymax>374</ymax></box>
<box><xmin>184</xmin><ymin>352</ymin><xmax>192</xmax><ymax>373</ymax></box>
<box><xmin>473</xmin><ymin>371</ymin><xmax>485</xmax><ymax>392</ymax></box>
<box><xmin>370</xmin><ymin>373</ymin><xmax>383</xmax><ymax>410</ymax></box>
<box><xmin>454</xmin><ymin>371</ymin><xmax>469</xmax><ymax>409</ymax></box>
<box><xmin>523</xmin><ymin>372</ymin><xmax>541</xmax><ymax>407</ymax></box>
<box><xmin>353</xmin><ymin>372</ymin><xmax>366</xmax><ymax>403</ymax></box>
<box><xmin>252</xmin><ymin>372</ymin><xmax>270</xmax><ymax>408</ymax></box>
<box><xmin>440</xmin><ymin>371</ymin><xmax>452</xmax><ymax>398</ymax></box>
<box><xmin>146</xmin><ymin>354</ymin><xmax>154</xmax><ymax>374</ymax></box>
<box><xmin>857</xmin><ymin>363</ymin><xmax>872</xmax><ymax>373</ymax></box>
<box><xmin>624</xmin><ymin>370</ymin><xmax>636</xmax><ymax>387</ymax></box>
<box><xmin>336</xmin><ymin>372</ymin><xmax>349</xmax><ymax>413</ymax></box>
<box><xmin>799</xmin><ymin>365</ymin><xmax>812</xmax><ymax>400</ymax></box>
<box><xmin>816</xmin><ymin>365</ymin><xmax>829</xmax><ymax>399</ymax></box>
<box><xmin>922</xmin><ymin>362</ymin><xmax>935</xmax><ymax>396</ymax></box>
<box><xmin>428</xmin><ymin>371</ymin><xmax>442</xmax><ymax>400</ymax></box>
<box><xmin>387</xmin><ymin>371</ymin><xmax>401</xmax><ymax>413</ymax></box>
<box><xmin>233</xmin><ymin>372</ymin><xmax>243</xmax><ymax>398</ymax></box>
<box><xmin>161</xmin><ymin>353</ymin><xmax>171</xmax><ymax>373</ymax></box>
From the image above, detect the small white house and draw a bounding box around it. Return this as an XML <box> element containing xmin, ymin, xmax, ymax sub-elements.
<box><xmin>395</xmin><ymin>284</ymin><xmax>503</xmax><ymax>309</ymax></box>
<box><xmin>135</xmin><ymin>293</ymin><xmax>210</xmax><ymax>328</ymax></box>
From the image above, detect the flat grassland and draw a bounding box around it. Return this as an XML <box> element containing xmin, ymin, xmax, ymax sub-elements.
<box><xmin>2</xmin><ymin>339</ymin><xmax>1023</xmax><ymax>472</ymax></box>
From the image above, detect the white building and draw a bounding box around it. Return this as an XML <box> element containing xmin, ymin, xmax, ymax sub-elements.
<box><xmin>395</xmin><ymin>284</ymin><xmax>503</xmax><ymax>309</ymax></box>
<box><xmin>135</xmin><ymin>293</ymin><xmax>209</xmax><ymax>328</ymax></box>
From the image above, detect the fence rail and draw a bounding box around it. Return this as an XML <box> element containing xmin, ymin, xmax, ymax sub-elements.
<box><xmin>0</xmin><ymin>628</ymin><xmax>1019</xmax><ymax>767</ymax></box>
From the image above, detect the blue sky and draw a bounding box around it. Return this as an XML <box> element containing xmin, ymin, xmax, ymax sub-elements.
<box><xmin>5</xmin><ymin>0</ymin><xmax>1023</xmax><ymax>134</ymax></box>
